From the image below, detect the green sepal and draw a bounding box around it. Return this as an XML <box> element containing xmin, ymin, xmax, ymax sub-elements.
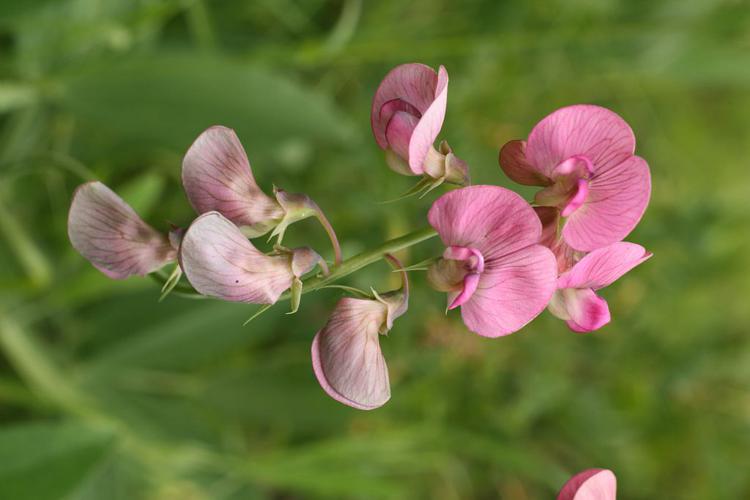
<box><xmin>243</xmin><ymin>304</ymin><xmax>273</xmax><ymax>326</ymax></box>
<box><xmin>287</xmin><ymin>277</ymin><xmax>303</xmax><ymax>315</ymax></box>
<box><xmin>158</xmin><ymin>264</ymin><xmax>183</xmax><ymax>302</ymax></box>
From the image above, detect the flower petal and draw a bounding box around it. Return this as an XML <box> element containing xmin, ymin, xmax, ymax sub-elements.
<box><xmin>371</xmin><ymin>63</ymin><xmax>439</xmax><ymax>149</ymax></box>
<box><xmin>182</xmin><ymin>126</ymin><xmax>283</xmax><ymax>230</ymax></box>
<box><xmin>564</xmin><ymin>288</ymin><xmax>611</xmax><ymax>332</ymax></box>
<box><xmin>179</xmin><ymin>212</ymin><xmax>293</xmax><ymax>303</ymax></box>
<box><xmin>498</xmin><ymin>140</ymin><xmax>550</xmax><ymax>186</ymax></box>
<box><xmin>558</xmin><ymin>242</ymin><xmax>652</xmax><ymax>290</ymax></box>
<box><xmin>557</xmin><ymin>468</ymin><xmax>617</xmax><ymax>500</ymax></box>
<box><xmin>311</xmin><ymin>298</ymin><xmax>391</xmax><ymax>410</ymax></box>
<box><xmin>460</xmin><ymin>244</ymin><xmax>557</xmax><ymax>337</ymax></box>
<box><xmin>428</xmin><ymin>185</ymin><xmax>544</xmax><ymax>261</ymax></box>
<box><xmin>562</xmin><ymin>155</ymin><xmax>651</xmax><ymax>251</ymax></box>
<box><xmin>385</xmin><ymin>110</ymin><xmax>419</xmax><ymax>161</ymax></box>
<box><xmin>526</xmin><ymin>105</ymin><xmax>635</xmax><ymax>177</ymax></box>
<box><xmin>408</xmin><ymin>65</ymin><xmax>448</xmax><ymax>174</ymax></box>
<box><xmin>68</xmin><ymin>182</ymin><xmax>174</xmax><ymax>279</ymax></box>
<box><xmin>447</xmin><ymin>272</ymin><xmax>481</xmax><ymax>310</ymax></box>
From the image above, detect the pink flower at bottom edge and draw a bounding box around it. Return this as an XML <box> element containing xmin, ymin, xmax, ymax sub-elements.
<box><xmin>557</xmin><ymin>469</ymin><xmax>617</xmax><ymax>500</ymax></box>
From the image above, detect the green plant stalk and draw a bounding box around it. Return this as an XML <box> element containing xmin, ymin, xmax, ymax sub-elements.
<box><xmin>0</xmin><ymin>315</ymin><xmax>94</xmax><ymax>416</ymax></box>
<box><xmin>281</xmin><ymin>225</ymin><xmax>437</xmax><ymax>300</ymax></box>
<box><xmin>154</xmin><ymin>225</ymin><xmax>438</xmax><ymax>299</ymax></box>
<box><xmin>0</xmin><ymin>198</ymin><xmax>52</xmax><ymax>289</ymax></box>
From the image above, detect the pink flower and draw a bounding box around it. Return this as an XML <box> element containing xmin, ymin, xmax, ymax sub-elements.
<box><xmin>535</xmin><ymin>207</ymin><xmax>651</xmax><ymax>332</ymax></box>
<box><xmin>371</xmin><ymin>63</ymin><xmax>468</xmax><ymax>186</ymax></box>
<box><xmin>311</xmin><ymin>257</ymin><xmax>408</xmax><ymax>410</ymax></box>
<box><xmin>427</xmin><ymin>185</ymin><xmax>557</xmax><ymax>337</ymax></box>
<box><xmin>548</xmin><ymin>241</ymin><xmax>652</xmax><ymax>332</ymax></box>
<box><xmin>182</xmin><ymin>126</ymin><xmax>341</xmax><ymax>263</ymax></box>
<box><xmin>499</xmin><ymin>105</ymin><xmax>651</xmax><ymax>251</ymax></box>
<box><xmin>68</xmin><ymin>181</ymin><xmax>177</xmax><ymax>279</ymax></box>
<box><xmin>179</xmin><ymin>212</ymin><xmax>326</xmax><ymax>304</ymax></box>
<box><xmin>557</xmin><ymin>469</ymin><xmax>617</xmax><ymax>500</ymax></box>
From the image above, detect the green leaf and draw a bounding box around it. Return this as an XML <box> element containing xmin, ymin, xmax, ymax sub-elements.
<box><xmin>0</xmin><ymin>421</ymin><xmax>113</xmax><ymax>500</ymax></box>
<box><xmin>243</xmin><ymin>303</ymin><xmax>273</xmax><ymax>325</ymax></box>
<box><xmin>158</xmin><ymin>265</ymin><xmax>183</xmax><ymax>302</ymax></box>
<box><xmin>59</xmin><ymin>53</ymin><xmax>355</xmax><ymax>164</ymax></box>
<box><xmin>66</xmin><ymin>452</ymin><xmax>150</xmax><ymax>500</ymax></box>
<box><xmin>80</xmin><ymin>299</ymin><xmax>272</xmax><ymax>373</ymax></box>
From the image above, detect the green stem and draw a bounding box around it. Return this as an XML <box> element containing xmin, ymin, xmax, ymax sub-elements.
<box><xmin>313</xmin><ymin>208</ymin><xmax>343</xmax><ymax>265</ymax></box>
<box><xmin>284</xmin><ymin>226</ymin><xmax>436</xmax><ymax>300</ymax></box>
<box><xmin>0</xmin><ymin>197</ymin><xmax>52</xmax><ymax>289</ymax></box>
<box><xmin>185</xmin><ymin>0</ymin><xmax>216</xmax><ymax>51</ymax></box>
<box><xmin>0</xmin><ymin>316</ymin><xmax>93</xmax><ymax>416</ymax></box>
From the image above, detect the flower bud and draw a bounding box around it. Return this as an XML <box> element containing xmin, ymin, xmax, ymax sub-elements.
<box><xmin>371</xmin><ymin>63</ymin><xmax>469</xmax><ymax>186</ymax></box>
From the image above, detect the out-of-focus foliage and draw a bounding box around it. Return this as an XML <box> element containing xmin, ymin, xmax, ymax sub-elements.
<box><xmin>1</xmin><ymin>0</ymin><xmax>749</xmax><ymax>498</ymax></box>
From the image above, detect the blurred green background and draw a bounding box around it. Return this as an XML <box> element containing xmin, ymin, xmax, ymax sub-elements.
<box><xmin>1</xmin><ymin>0</ymin><xmax>749</xmax><ymax>498</ymax></box>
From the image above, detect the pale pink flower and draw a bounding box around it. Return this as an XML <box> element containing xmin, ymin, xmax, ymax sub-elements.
<box><xmin>427</xmin><ymin>185</ymin><xmax>557</xmax><ymax>337</ymax></box>
<box><xmin>68</xmin><ymin>181</ymin><xmax>176</xmax><ymax>279</ymax></box>
<box><xmin>499</xmin><ymin>105</ymin><xmax>651</xmax><ymax>251</ymax></box>
<box><xmin>311</xmin><ymin>257</ymin><xmax>408</xmax><ymax>410</ymax></box>
<box><xmin>182</xmin><ymin>126</ymin><xmax>341</xmax><ymax>263</ymax></box>
<box><xmin>371</xmin><ymin>63</ymin><xmax>468</xmax><ymax>186</ymax></box>
<box><xmin>548</xmin><ymin>241</ymin><xmax>652</xmax><ymax>332</ymax></box>
<box><xmin>179</xmin><ymin>212</ymin><xmax>326</xmax><ymax>304</ymax></box>
<box><xmin>557</xmin><ymin>469</ymin><xmax>617</xmax><ymax>500</ymax></box>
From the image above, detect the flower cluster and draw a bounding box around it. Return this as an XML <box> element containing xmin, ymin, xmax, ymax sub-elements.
<box><xmin>498</xmin><ymin>105</ymin><xmax>652</xmax><ymax>332</ymax></box>
<box><xmin>68</xmin><ymin>62</ymin><xmax>651</xmax><ymax>413</ymax></box>
<box><xmin>68</xmin><ymin>126</ymin><xmax>338</xmax><ymax>309</ymax></box>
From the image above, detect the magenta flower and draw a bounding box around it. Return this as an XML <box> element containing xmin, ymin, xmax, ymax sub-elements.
<box><xmin>182</xmin><ymin>126</ymin><xmax>341</xmax><ymax>263</ymax></box>
<box><xmin>179</xmin><ymin>211</ymin><xmax>327</xmax><ymax>305</ymax></box>
<box><xmin>499</xmin><ymin>105</ymin><xmax>651</xmax><ymax>251</ymax></box>
<box><xmin>427</xmin><ymin>185</ymin><xmax>557</xmax><ymax>337</ymax></box>
<box><xmin>371</xmin><ymin>63</ymin><xmax>468</xmax><ymax>187</ymax></box>
<box><xmin>557</xmin><ymin>469</ymin><xmax>617</xmax><ymax>500</ymax></box>
<box><xmin>548</xmin><ymin>241</ymin><xmax>652</xmax><ymax>332</ymax></box>
<box><xmin>68</xmin><ymin>181</ymin><xmax>177</xmax><ymax>279</ymax></box>
<box><xmin>311</xmin><ymin>257</ymin><xmax>408</xmax><ymax>410</ymax></box>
